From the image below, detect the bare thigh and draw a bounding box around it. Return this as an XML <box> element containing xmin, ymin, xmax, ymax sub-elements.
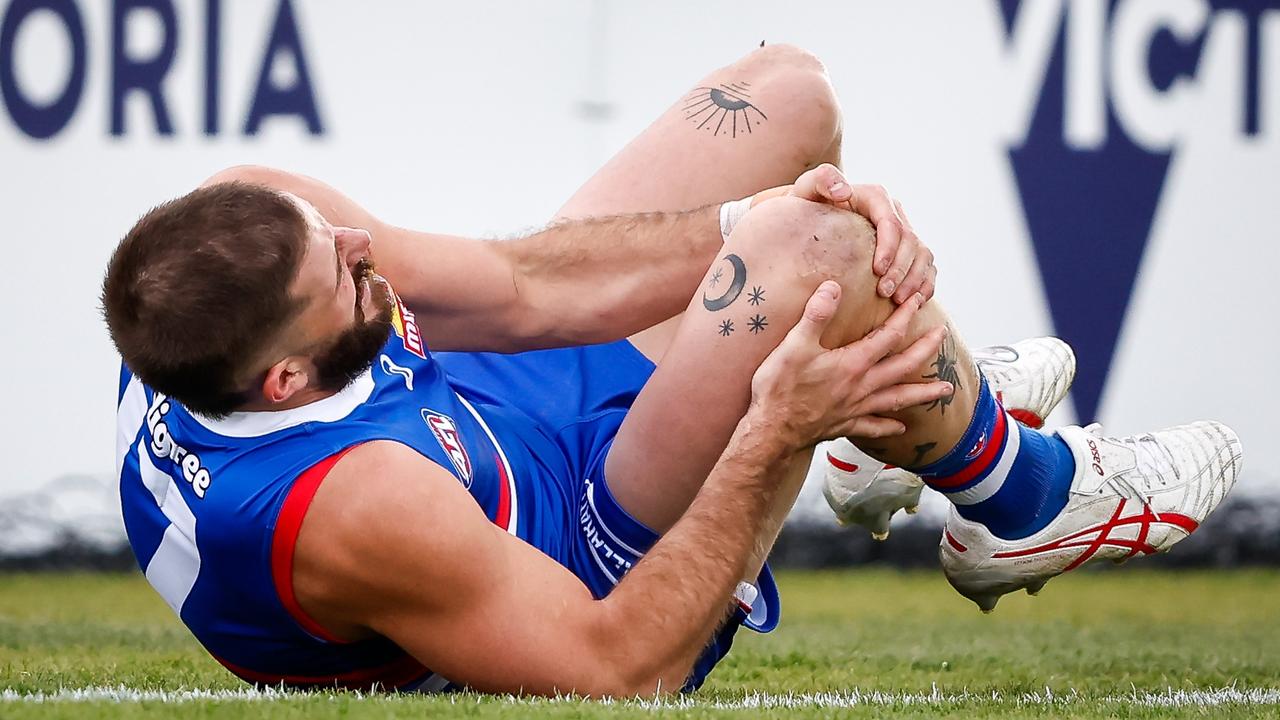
<box><xmin>553</xmin><ymin>44</ymin><xmax>842</xmax><ymax>362</ymax></box>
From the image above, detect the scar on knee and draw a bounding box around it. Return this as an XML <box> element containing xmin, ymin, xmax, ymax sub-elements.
<box><xmin>798</xmin><ymin>211</ymin><xmax>875</xmax><ymax>278</ymax></box>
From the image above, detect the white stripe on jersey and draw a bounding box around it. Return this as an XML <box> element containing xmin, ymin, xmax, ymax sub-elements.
<box><xmin>454</xmin><ymin>394</ymin><xmax>519</xmax><ymax>537</ymax></box>
<box><xmin>136</xmin><ymin>438</ymin><xmax>201</xmax><ymax>615</ymax></box>
<box><xmin>116</xmin><ymin>375</ymin><xmax>148</xmax><ymax>479</ymax></box>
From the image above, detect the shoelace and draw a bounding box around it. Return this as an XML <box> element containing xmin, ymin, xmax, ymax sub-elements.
<box><xmin>1088</xmin><ymin>425</ymin><xmax>1170</xmax><ymax>520</ymax></box>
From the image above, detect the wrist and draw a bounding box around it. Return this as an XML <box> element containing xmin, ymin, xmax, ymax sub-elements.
<box><xmin>729</xmin><ymin>407</ymin><xmax>800</xmax><ymax>464</ymax></box>
<box><xmin>718</xmin><ymin>197</ymin><xmax>753</xmax><ymax>242</ymax></box>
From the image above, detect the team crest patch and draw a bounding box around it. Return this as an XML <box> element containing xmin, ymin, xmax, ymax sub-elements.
<box><xmin>421</xmin><ymin>409</ymin><xmax>472</xmax><ymax>487</ymax></box>
<box><xmin>965</xmin><ymin>432</ymin><xmax>988</xmax><ymax>461</ymax></box>
<box><xmin>390</xmin><ymin>294</ymin><xmax>426</xmax><ymax>359</ymax></box>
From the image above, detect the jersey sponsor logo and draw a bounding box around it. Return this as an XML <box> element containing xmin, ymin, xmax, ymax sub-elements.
<box><xmin>379</xmin><ymin>354</ymin><xmax>414</xmax><ymax>391</ymax></box>
<box><xmin>998</xmin><ymin>0</ymin><xmax>1276</xmax><ymax>422</ymax></box>
<box><xmin>577</xmin><ymin>494</ymin><xmax>634</xmax><ymax>576</ymax></box>
<box><xmin>145</xmin><ymin>392</ymin><xmax>212</xmax><ymax>498</ymax></box>
<box><xmin>390</xmin><ymin>294</ymin><xmax>426</xmax><ymax>359</ymax></box>
<box><xmin>421</xmin><ymin>409</ymin><xmax>472</xmax><ymax>487</ymax></box>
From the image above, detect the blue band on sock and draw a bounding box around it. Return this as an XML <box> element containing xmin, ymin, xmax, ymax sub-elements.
<box><xmin>911</xmin><ymin>373</ymin><xmax>1075</xmax><ymax>540</ymax></box>
<box><xmin>913</xmin><ymin>376</ymin><xmax>997</xmax><ymax>478</ymax></box>
<box><xmin>958</xmin><ymin>428</ymin><xmax>1074</xmax><ymax>538</ymax></box>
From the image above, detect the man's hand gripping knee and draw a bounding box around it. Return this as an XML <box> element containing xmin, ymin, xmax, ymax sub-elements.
<box><xmin>722</xmin><ymin>164</ymin><xmax>937</xmax><ymax>304</ymax></box>
<box><xmin>746</xmin><ymin>281</ymin><xmax>952</xmax><ymax>450</ymax></box>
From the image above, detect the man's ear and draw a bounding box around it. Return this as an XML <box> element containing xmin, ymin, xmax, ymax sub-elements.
<box><xmin>260</xmin><ymin>356</ymin><xmax>312</xmax><ymax>405</ymax></box>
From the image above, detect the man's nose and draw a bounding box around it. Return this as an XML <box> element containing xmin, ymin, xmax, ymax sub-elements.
<box><xmin>335</xmin><ymin>227</ymin><xmax>373</xmax><ymax>259</ymax></box>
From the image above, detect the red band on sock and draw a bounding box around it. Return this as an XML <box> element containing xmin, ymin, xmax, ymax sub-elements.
<box><xmin>927</xmin><ymin>410</ymin><xmax>1009</xmax><ymax>490</ymax></box>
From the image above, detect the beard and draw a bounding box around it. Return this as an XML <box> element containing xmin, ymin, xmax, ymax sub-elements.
<box><xmin>312</xmin><ymin>258</ymin><xmax>394</xmax><ymax>392</ymax></box>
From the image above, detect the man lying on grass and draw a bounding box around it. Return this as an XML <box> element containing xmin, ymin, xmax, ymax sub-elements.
<box><xmin>104</xmin><ymin>44</ymin><xmax>1239</xmax><ymax>695</ymax></box>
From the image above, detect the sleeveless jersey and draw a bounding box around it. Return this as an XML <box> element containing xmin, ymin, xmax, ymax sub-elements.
<box><xmin>116</xmin><ymin>296</ymin><xmax>573</xmax><ymax>690</ymax></box>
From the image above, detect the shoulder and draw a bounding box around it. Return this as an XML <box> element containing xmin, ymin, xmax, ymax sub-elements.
<box><xmin>313</xmin><ymin>441</ymin><xmax>470</xmax><ymax>538</ymax></box>
<box><xmin>288</xmin><ymin>441</ymin><xmax>493</xmax><ymax>635</ymax></box>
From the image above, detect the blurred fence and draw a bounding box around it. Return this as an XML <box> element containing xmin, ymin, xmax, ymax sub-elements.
<box><xmin>3</xmin><ymin>469</ymin><xmax>1277</xmax><ymax>570</ymax></box>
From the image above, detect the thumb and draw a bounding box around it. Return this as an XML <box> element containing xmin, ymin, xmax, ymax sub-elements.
<box><xmin>788</xmin><ymin>163</ymin><xmax>852</xmax><ymax>204</ymax></box>
<box><xmin>786</xmin><ymin>281</ymin><xmax>842</xmax><ymax>347</ymax></box>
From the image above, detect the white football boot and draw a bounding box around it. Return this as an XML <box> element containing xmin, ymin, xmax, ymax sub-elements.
<box><xmin>823</xmin><ymin>337</ymin><xmax>1076</xmax><ymax>539</ymax></box>
<box><xmin>940</xmin><ymin>421</ymin><xmax>1243</xmax><ymax>612</ymax></box>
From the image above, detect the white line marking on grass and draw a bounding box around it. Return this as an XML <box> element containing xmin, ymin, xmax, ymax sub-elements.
<box><xmin>626</xmin><ymin>686</ymin><xmax>1280</xmax><ymax>710</ymax></box>
<box><xmin>3</xmin><ymin>685</ymin><xmax>1279</xmax><ymax>707</ymax></box>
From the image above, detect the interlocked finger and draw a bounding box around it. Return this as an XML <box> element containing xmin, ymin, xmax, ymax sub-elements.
<box><xmin>841</xmin><ymin>415</ymin><xmax>908</xmax><ymax>439</ymax></box>
<box><xmin>855</xmin><ymin>380</ymin><xmax>956</xmax><ymax>416</ymax></box>
<box><xmin>864</xmin><ymin>326</ymin><xmax>947</xmax><ymax>390</ymax></box>
<box><xmin>841</xmin><ymin>292</ymin><xmax>924</xmax><ymax>370</ymax></box>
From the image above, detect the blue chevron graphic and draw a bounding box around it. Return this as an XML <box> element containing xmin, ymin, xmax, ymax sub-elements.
<box><xmin>996</xmin><ymin>0</ymin><xmax>1270</xmax><ymax>423</ymax></box>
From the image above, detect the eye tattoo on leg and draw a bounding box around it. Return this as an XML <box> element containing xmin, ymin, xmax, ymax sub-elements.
<box><xmin>703</xmin><ymin>254</ymin><xmax>747</xmax><ymax>311</ymax></box>
<box><xmin>682</xmin><ymin>82</ymin><xmax>768</xmax><ymax>138</ymax></box>
<box><xmin>718</xmin><ymin>319</ymin><xmax>735</xmax><ymax>336</ymax></box>
<box><xmin>748</xmin><ymin>314</ymin><xmax>768</xmax><ymax>334</ymax></box>
<box><xmin>922</xmin><ymin>333</ymin><xmax>961</xmax><ymax>414</ymax></box>
<box><xmin>910</xmin><ymin>442</ymin><xmax>938</xmax><ymax>468</ymax></box>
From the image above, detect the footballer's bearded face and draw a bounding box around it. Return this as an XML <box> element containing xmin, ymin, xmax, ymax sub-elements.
<box><xmin>312</xmin><ymin>256</ymin><xmax>394</xmax><ymax>391</ymax></box>
<box><xmin>281</xmin><ymin>195</ymin><xmax>395</xmax><ymax>397</ymax></box>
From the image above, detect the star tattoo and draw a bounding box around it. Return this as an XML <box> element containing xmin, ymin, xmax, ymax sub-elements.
<box><xmin>747</xmin><ymin>314</ymin><xmax>768</xmax><ymax>333</ymax></box>
<box><xmin>709</xmin><ymin>267</ymin><xmax>723</xmax><ymax>288</ymax></box>
<box><xmin>748</xmin><ymin>286</ymin><xmax>765</xmax><ymax>306</ymax></box>
<box><xmin>718</xmin><ymin>319</ymin><xmax>735</xmax><ymax>336</ymax></box>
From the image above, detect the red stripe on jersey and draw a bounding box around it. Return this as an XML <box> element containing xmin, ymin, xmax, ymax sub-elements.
<box><xmin>271</xmin><ymin>447</ymin><xmax>358</xmax><ymax>645</ymax></box>
<box><xmin>927</xmin><ymin>410</ymin><xmax>1009</xmax><ymax>489</ymax></box>
<box><xmin>492</xmin><ymin>453</ymin><xmax>512</xmax><ymax>531</ymax></box>
<box><xmin>215</xmin><ymin>652</ymin><xmax>430</xmax><ymax>691</ymax></box>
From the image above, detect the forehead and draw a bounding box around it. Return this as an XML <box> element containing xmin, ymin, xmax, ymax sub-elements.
<box><xmin>279</xmin><ymin>191</ymin><xmax>327</xmax><ymax>230</ymax></box>
<box><xmin>279</xmin><ymin>193</ymin><xmax>335</xmax><ymax>300</ymax></box>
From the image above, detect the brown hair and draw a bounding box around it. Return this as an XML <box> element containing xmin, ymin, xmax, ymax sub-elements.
<box><xmin>102</xmin><ymin>182</ymin><xmax>309</xmax><ymax>418</ymax></box>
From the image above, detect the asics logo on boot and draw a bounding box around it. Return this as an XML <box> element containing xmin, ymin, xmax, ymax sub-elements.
<box><xmin>1087</xmin><ymin>439</ymin><xmax>1104</xmax><ymax>476</ymax></box>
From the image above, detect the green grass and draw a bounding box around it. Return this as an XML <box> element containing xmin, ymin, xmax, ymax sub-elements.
<box><xmin>2</xmin><ymin>569</ymin><xmax>1279</xmax><ymax>718</ymax></box>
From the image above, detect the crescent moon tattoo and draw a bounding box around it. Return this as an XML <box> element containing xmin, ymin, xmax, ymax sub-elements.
<box><xmin>703</xmin><ymin>254</ymin><xmax>747</xmax><ymax>311</ymax></box>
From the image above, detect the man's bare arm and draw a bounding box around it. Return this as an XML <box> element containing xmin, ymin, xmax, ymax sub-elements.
<box><xmin>202</xmin><ymin>165</ymin><xmax>929</xmax><ymax>354</ymax></box>
<box><xmin>295</xmin><ymin>423</ymin><xmax>788</xmax><ymax>696</ymax></box>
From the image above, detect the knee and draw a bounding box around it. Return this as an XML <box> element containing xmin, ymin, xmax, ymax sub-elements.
<box><xmin>744</xmin><ymin>43</ymin><xmax>828</xmax><ymax>75</ymax></box>
<box><xmin>729</xmin><ymin>197</ymin><xmax>876</xmax><ymax>280</ymax></box>
<box><xmin>733</xmin><ymin>45</ymin><xmax>840</xmax><ymax>161</ymax></box>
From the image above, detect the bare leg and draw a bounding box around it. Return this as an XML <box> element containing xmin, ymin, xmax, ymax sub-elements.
<box><xmin>554</xmin><ymin>44</ymin><xmax>843</xmax><ymax>362</ymax></box>
<box><xmin>605</xmin><ymin>198</ymin><xmax>981</xmax><ymax>533</ymax></box>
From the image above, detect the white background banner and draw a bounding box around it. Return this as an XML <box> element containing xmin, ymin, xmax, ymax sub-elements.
<box><xmin>1</xmin><ymin>1</ymin><xmax>1277</xmax><ymax>548</ymax></box>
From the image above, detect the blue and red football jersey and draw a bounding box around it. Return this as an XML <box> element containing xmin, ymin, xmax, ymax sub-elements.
<box><xmin>117</xmin><ymin>295</ymin><xmax>572</xmax><ymax>690</ymax></box>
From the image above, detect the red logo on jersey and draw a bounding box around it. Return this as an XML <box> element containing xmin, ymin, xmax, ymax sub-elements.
<box><xmin>422</xmin><ymin>410</ymin><xmax>472</xmax><ymax>487</ymax></box>
<box><xmin>390</xmin><ymin>295</ymin><xmax>427</xmax><ymax>359</ymax></box>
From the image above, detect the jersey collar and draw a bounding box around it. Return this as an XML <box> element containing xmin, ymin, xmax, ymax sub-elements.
<box><xmin>185</xmin><ymin>370</ymin><xmax>376</xmax><ymax>438</ymax></box>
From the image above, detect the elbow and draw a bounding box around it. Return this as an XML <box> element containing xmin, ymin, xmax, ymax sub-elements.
<box><xmin>500</xmin><ymin>279</ymin><xmax>616</xmax><ymax>350</ymax></box>
<box><xmin>615</xmin><ymin>668</ymin><xmax>688</xmax><ymax>699</ymax></box>
<box><xmin>583</xmin><ymin>662</ymin><xmax>685</xmax><ymax>700</ymax></box>
<box><xmin>201</xmin><ymin>164</ymin><xmax>292</xmax><ymax>190</ymax></box>
<box><xmin>578</xmin><ymin>609</ymin><xmax>692</xmax><ymax>699</ymax></box>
